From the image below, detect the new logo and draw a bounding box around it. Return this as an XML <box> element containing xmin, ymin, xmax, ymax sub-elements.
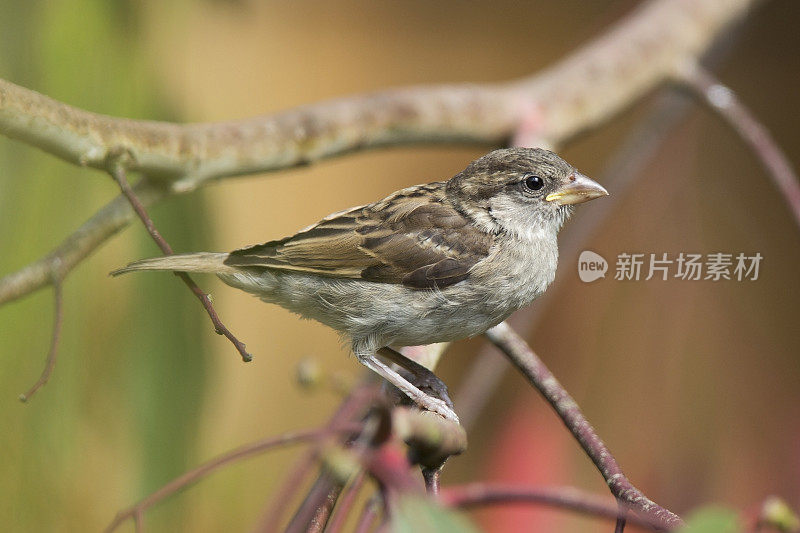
<box><xmin>578</xmin><ymin>250</ymin><xmax>608</xmax><ymax>283</ymax></box>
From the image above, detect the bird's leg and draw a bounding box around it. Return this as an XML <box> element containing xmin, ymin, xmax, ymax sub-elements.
<box><xmin>376</xmin><ymin>347</ymin><xmax>454</xmax><ymax>409</ymax></box>
<box><xmin>355</xmin><ymin>351</ymin><xmax>459</xmax><ymax>424</ymax></box>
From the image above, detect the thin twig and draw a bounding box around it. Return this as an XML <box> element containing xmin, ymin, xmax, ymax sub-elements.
<box><xmin>283</xmin><ymin>408</ymin><xmax>439</xmax><ymax>532</ymax></box>
<box><xmin>272</xmin><ymin>361</ymin><xmax>461</xmax><ymax>530</ymax></box>
<box><xmin>485</xmin><ymin>322</ymin><xmax>683</xmax><ymax>530</ymax></box>
<box><xmin>104</xmin><ymin>423</ymin><xmax>362</xmax><ymax>533</ymax></box>
<box><xmin>133</xmin><ymin>510</ymin><xmax>143</xmax><ymax>533</ymax></box>
<box><xmin>252</xmin><ymin>383</ymin><xmax>380</xmax><ymax>532</ymax></box>
<box><xmin>278</xmin><ymin>387</ymin><xmax>466</xmax><ymax>530</ymax></box>
<box><xmin>326</xmin><ymin>470</ymin><xmax>368</xmax><ymax>533</ymax></box>
<box><xmin>677</xmin><ymin>62</ymin><xmax>800</xmax><ymax>230</ymax></box>
<box><xmin>286</xmin><ymin>408</ymin><xmax>432</xmax><ymax>533</ymax></box>
<box><xmin>422</xmin><ymin>468</ymin><xmax>441</xmax><ymax>496</ymax></box>
<box><xmin>110</xmin><ymin>164</ymin><xmax>252</xmax><ymax>362</ymax></box>
<box><xmin>616</xmin><ymin>502</ymin><xmax>629</xmax><ymax>533</ymax></box>
<box><xmin>353</xmin><ymin>496</ymin><xmax>381</xmax><ymax>533</ymax></box>
<box><xmin>284</xmin><ymin>472</ymin><xmax>343</xmax><ymax>533</ymax></box>
<box><xmin>18</xmin><ymin>274</ymin><xmax>64</xmax><ymax>401</ymax></box>
<box><xmin>254</xmin><ymin>448</ymin><xmax>320</xmax><ymax>531</ymax></box>
<box><xmin>286</xmin><ymin>437</ymin><xmax>377</xmax><ymax>533</ymax></box>
<box><xmin>441</xmin><ymin>483</ymin><xmax>657</xmax><ymax>530</ymax></box>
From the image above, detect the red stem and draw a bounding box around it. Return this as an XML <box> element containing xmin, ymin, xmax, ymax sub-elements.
<box><xmin>441</xmin><ymin>483</ymin><xmax>658</xmax><ymax>530</ymax></box>
<box><xmin>104</xmin><ymin>423</ymin><xmax>361</xmax><ymax>533</ymax></box>
<box><xmin>681</xmin><ymin>64</ymin><xmax>800</xmax><ymax>230</ymax></box>
<box><xmin>486</xmin><ymin>322</ymin><xmax>682</xmax><ymax>529</ymax></box>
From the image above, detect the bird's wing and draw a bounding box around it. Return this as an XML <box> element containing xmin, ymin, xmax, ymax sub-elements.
<box><xmin>223</xmin><ymin>184</ymin><xmax>494</xmax><ymax>289</ymax></box>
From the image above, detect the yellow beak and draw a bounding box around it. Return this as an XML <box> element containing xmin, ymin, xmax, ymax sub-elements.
<box><xmin>545</xmin><ymin>172</ymin><xmax>609</xmax><ymax>205</ymax></box>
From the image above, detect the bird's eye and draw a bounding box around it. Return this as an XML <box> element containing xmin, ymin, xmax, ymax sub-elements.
<box><xmin>523</xmin><ymin>174</ymin><xmax>545</xmax><ymax>191</ymax></box>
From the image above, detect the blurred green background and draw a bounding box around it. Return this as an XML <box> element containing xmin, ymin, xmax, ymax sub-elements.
<box><xmin>0</xmin><ymin>1</ymin><xmax>797</xmax><ymax>531</ymax></box>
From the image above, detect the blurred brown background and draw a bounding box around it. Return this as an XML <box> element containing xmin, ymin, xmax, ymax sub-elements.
<box><xmin>0</xmin><ymin>1</ymin><xmax>798</xmax><ymax>531</ymax></box>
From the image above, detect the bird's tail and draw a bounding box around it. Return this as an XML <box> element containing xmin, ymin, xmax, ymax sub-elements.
<box><xmin>111</xmin><ymin>252</ymin><xmax>237</xmax><ymax>276</ymax></box>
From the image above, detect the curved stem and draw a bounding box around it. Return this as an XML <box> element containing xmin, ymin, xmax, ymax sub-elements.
<box><xmin>441</xmin><ymin>483</ymin><xmax>656</xmax><ymax>530</ymax></box>
<box><xmin>676</xmin><ymin>62</ymin><xmax>800</xmax><ymax>230</ymax></box>
<box><xmin>104</xmin><ymin>423</ymin><xmax>362</xmax><ymax>533</ymax></box>
<box><xmin>18</xmin><ymin>278</ymin><xmax>64</xmax><ymax>401</ymax></box>
<box><xmin>111</xmin><ymin>165</ymin><xmax>251</xmax><ymax>362</ymax></box>
<box><xmin>486</xmin><ymin>322</ymin><xmax>683</xmax><ymax>530</ymax></box>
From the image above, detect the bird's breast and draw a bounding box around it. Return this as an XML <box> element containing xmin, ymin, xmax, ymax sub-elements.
<box><xmin>469</xmin><ymin>232</ymin><xmax>559</xmax><ymax>312</ymax></box>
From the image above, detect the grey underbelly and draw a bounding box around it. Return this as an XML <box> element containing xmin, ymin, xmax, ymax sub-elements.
<box><xmin>219</xmin><ymin>269</ymin><xmax>518</xmax><ymax>346</ymax></box>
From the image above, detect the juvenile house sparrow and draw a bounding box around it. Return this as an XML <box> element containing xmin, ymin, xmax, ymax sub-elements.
<box><xmin>113</xmin><ymin>148</ymin><xmax>607</xmax><ymax>423</ymax></box>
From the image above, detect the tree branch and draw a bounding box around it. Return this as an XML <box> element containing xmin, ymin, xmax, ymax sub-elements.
<box><xmin>0</xmin><ymin>0</ymin><xmax>758</xmax><ymax>306</ymax></box>
<box><xmin>0</xmin><ymin>0</ymin><xmax>753</xmax><ymax>186</ymax></box>
<box><xmin>0</xmin><ymin>180</ymin><xmax>164</xmax><ymax>306</ymax></box>
<box><xmin>441</xmin><ymin>483</ymin><xmax>658</xmax><ymax>530</ymax></box>
<box><xmin>485</xmin><ymin>322</ymin><xmax>683</xmax><ymax>530</ymax></box>
<box><xmin>675</xmin><ymin>62</ymin><xmax>800</xmax><ymax>230</ymax></box>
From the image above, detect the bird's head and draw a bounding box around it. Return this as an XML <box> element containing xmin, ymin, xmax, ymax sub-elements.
<box><xmin>446</xmin><ymin>147</ymin><xmax>608</xmax><ymax>239</ymax></box>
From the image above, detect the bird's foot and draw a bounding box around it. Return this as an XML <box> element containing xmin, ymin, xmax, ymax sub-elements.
<box><xmin>385</xmin><ymin>379</ymin><xmax>459</xmax><ymax>423</ymax></box>
<box><xmin>424</xmin><ymin>397</ymin><xmax>460</xmax><ymax>424</ymax></box>
<box><xmin>401</xmin><ymin>367</ymin><xmax>454</xmax><ymax>410</ymax></box>
<box><xmin>359</xmin><ymin>351</ymin><xmax>460</xmax><ymax>425</ymax></box>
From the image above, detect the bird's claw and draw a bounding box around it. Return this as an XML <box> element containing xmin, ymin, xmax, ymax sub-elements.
<box><xmin>426</xmin><ymin>397</ymin><xmax>460</xmax><ymax>424</ymax></box>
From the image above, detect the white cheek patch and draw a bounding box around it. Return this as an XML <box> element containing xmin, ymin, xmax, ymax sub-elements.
<box><xmin>489</xmin><ymin>195</ymin><xmax>563</xmax><ymax>242</ymax></box>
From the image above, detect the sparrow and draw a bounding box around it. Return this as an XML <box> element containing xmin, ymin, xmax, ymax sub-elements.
<box><xmin>112</xmin><ymin>148</ymin><xmax>608</xmax><ymax>423</ymax></box>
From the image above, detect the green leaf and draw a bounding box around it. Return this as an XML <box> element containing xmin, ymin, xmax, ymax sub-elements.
<box><xmin>678</xmin><ymin>506</ymin><xmax>743</xmax><ymax>533</ymax></box>
<box><xmin>390</xmin><ymin>495</ymin><xmax>480</xmax><ymax>533</ymax></box>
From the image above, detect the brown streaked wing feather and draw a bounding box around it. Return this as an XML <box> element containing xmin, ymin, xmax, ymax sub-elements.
<box><xmin>224</xmin><ymin>188</ymin><xmax>493</xmax><ymax>289</ymax></box>
<box><xmin>224</xmin><ymin>205</ymin><xmax>373</xmax><ymax>277</ymax></box>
